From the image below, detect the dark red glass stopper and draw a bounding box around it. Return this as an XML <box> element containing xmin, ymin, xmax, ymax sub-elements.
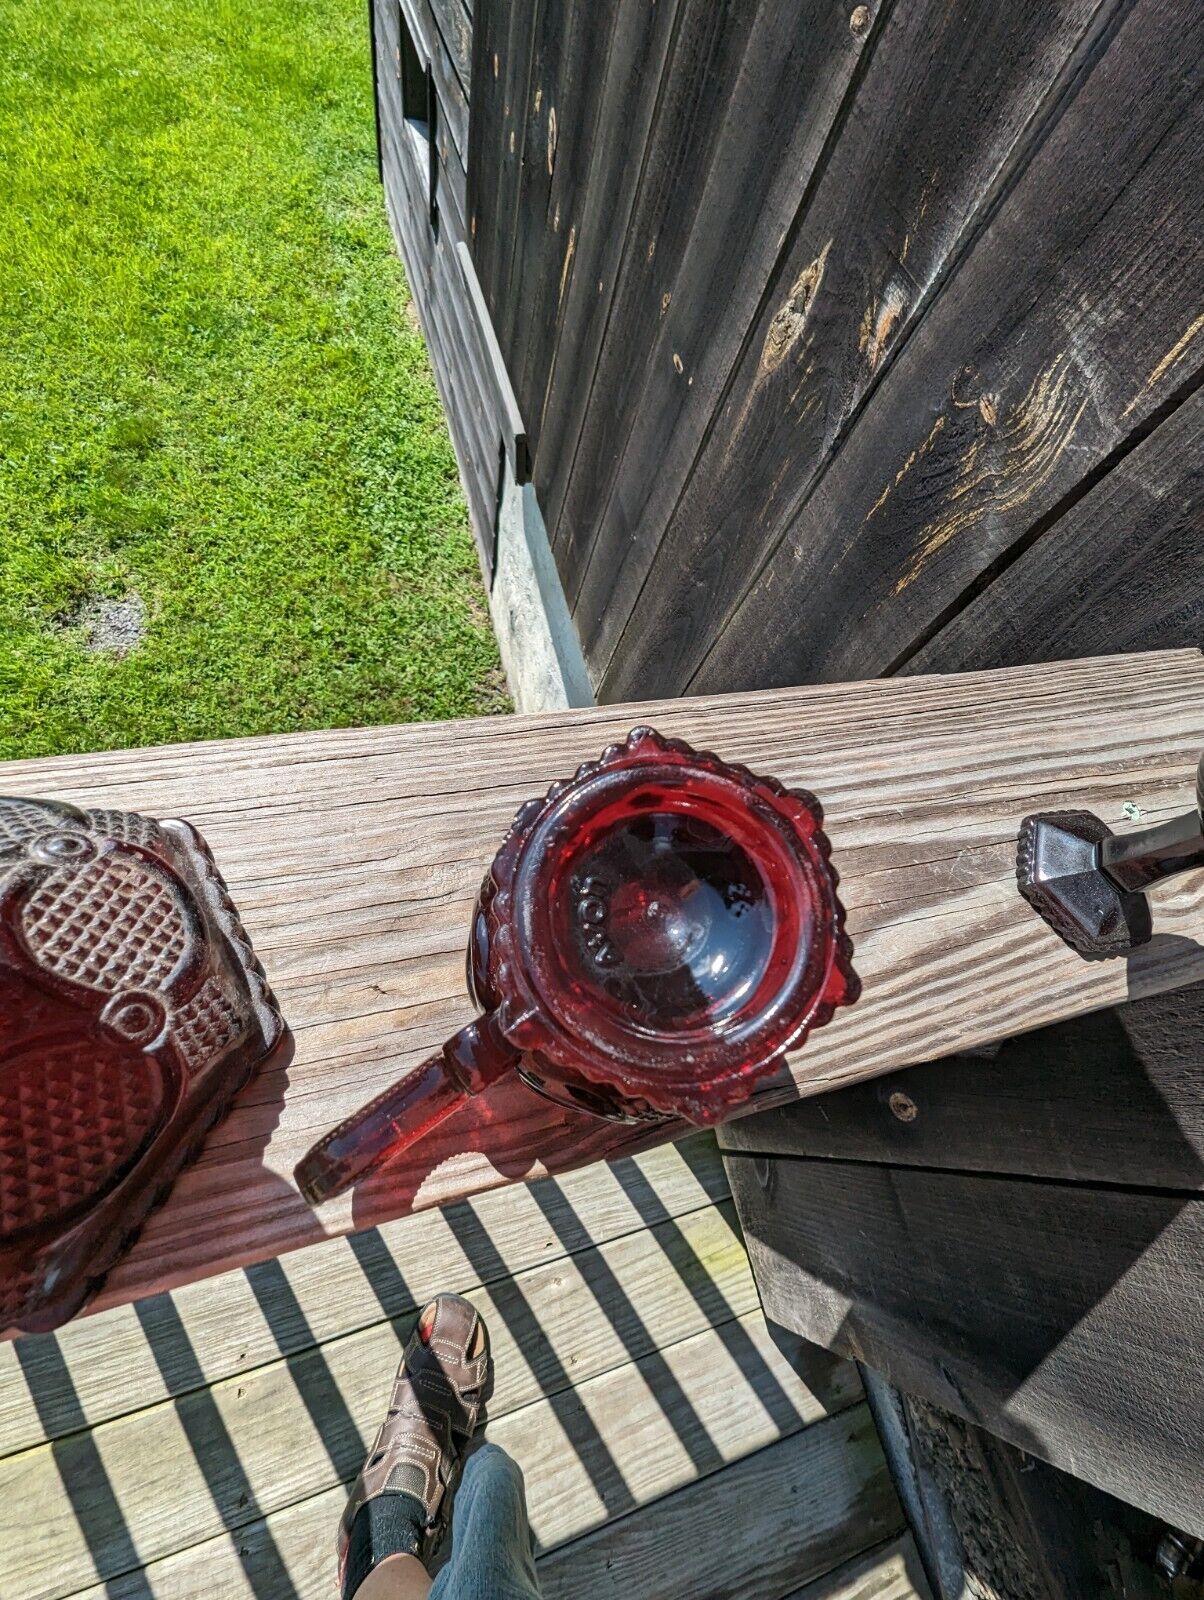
<box><xmin>297</xmin><ymin>728</ymin><xmax>857</xmax><ymax>1205</ymax></box>
<box><xmin>0</xmin><ymin>798</ymin><xmax>285</xmax><ymax>1333</ymax></box>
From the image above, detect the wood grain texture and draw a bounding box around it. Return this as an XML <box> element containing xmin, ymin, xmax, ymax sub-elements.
<box><xmin>535</xmin><ymin>1406</ymin><xmax>901</xmax><ymax>1600</ymax></box>
<box><xmin>375</xmin><ymin>6</ymin><xmax>498</xmax><ymax>564</ymax></box>
<box><xmin>598</xmin><ymin>0</ymin><xmax>1119</xmax><ymax>698</ymax></box>
<box><xmin>4</xmin><ymin>650</ymin><xmax>1204</xmax><ymax>1316</ymax></box>
<box><xmin>398</xmin><ymin>0</ymin><xmax>468</xmax><ymax>167</ymax></box>
<box><xmin>5</xmin><ymin>1209</ymin><xmax>834</xmax><ymax>1598</ymax></box>
<box><xmin>53</xmin><ymin>1316</ymin><xmax>865</xmax><ymax>1600</ymax></box>
<box><xmin>508</xmin><ymin>1</ymin><xmax>619</xmax><ymax>473</ymax></box>
<box><xmin>551</xmin><ymin>0</ymin><xmax>767</xmax><ymax>604</ymax></box>
<box><xmin>0</xmin><ymin>1136</ymin><xmax>726</xmax><ymax>1456</ymax></box>
<box><xmin>477</xmin><ymin>0</ymin><xmax>542</xmax><ymax>328</ymax></box>
<box><xmin>782</xmin><ymin>1538</ymin><xmax>931</xmax><ymax>1600</ymax></box>
<box><xmin>567</xmin><ymin>0</ymin><xmax>878</xmax><ymax>665</ymax></box>
<box><xmin>725</xmin><ymin>1150</ymin><xmax>1204</xmax><ymax>1536</ymax></box>
<box><xmin>464</xmin><ymin>0</ymin><xmax>504</xmax><ymax>296</ymax></box>
<box><xmin>529</xmin><ymin>0</ymin><xmax>681</xmax><ymax>544</ymax></box>
<box><xmin>64</xmin><ymin>1403</ymin><xmax>891</xmax><ymax>1600</ymax></box>
<box><xmin>694</xmin><ymin>0</ymin><xmax>1204</xmax><ymax>695</ymax></box>
<box><xmin>428</xmin><ymin>0</ymin><xmax>471</xmax><ymax>94</ymax></box>
<box><xmin>910</xmin><ymin>387</ymin><xmax>1204</xmax><ymax>675</ymax></box>
<box><xmin>719</xmin><ymin>994</ymin><xmax>1204</xmax><ymax>1189</ymax></box>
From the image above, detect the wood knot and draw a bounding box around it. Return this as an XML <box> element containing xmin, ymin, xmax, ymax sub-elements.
<box><xmin>760</xmin><ymin>242</ymin><xmax>831</xmax><ymax>376</ymax></box>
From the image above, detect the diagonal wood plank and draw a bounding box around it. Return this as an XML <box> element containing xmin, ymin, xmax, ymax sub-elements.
<box><xmin>0</xmin><ymin>1136</ymin><xmax>726</xmax><ymax>1456</ymax></box>
<box><xmin>3</xmin><ymin>651</ymin><xmax>1204</xmax><ymax>1317</ymax></box>
<box><xmin>48</xmin><ymin>1311</ymin><xmax>861</xmax><ymax>1600</ymax></box>
<box><xmin>531</xmin><ymin>1406</ymin><xmax>901</xmax><ymax>1600</ymax></box>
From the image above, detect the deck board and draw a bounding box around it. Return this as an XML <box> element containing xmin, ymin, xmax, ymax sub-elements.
<box><xmin>3</xmin><ymin>651</ymin><xmax>1204</xmax><ymax>1319</ymax></box>
<box><xmin>0</xmin><ymin>1137</ymin><xmax>726</xmax><ymax>1457</ymax></box>
<box><xmin>2</xmin><ymin>1145</ymin><xmax>909</xmax><ymax>1600</ymax></box>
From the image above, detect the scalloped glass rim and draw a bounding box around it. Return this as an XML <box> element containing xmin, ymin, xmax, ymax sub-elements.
<box><xmin>478</xmin><ymin>727</ymin><xmax>858</xmax><ymax>1124</ymax></box>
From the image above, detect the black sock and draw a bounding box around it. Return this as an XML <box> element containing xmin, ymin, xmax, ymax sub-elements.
<box><xmin>342</xmin><ymin>1492</ymin><xmax>428</xmax><ymax>1600</ymax></box>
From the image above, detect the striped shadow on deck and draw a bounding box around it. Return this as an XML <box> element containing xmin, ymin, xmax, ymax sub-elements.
<box><xmin>0</xmin><ymin>1137</ymin><xmax>928</xmax><ymax>1600</ymax></box>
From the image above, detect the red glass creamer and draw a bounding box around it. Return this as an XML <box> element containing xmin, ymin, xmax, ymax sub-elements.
<box><xmin>296</xmin><ymin>728</ymin><xmax>857</xmax><ymax>1205</ymax></box>
<box><xmin>0</xmin><ymin>798</ymin><xmax>284</xmax><ymax>1332</ymax></box>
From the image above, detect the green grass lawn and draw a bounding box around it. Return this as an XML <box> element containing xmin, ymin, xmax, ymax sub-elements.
<box><xmin>0</xmin><ymin>0</ymin><xmax>507</xmax><ymax>761</ymax></box>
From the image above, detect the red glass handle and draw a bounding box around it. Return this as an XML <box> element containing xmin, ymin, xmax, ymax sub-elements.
<box><xmin>294</xmin><ymin>1054</ymin><xmax>464</xmax><ymax>1205</ymax></box>
<box><xmin>294</xmin><ymin>1015</ymin><xmax>519</xmax><ymax>1206</ymax></box>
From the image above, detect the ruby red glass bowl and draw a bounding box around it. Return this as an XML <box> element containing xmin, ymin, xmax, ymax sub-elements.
<box><xmin>296</xmin><ymin>727</ymin><xmax>857</xmax><ymax>1205</ymax></box>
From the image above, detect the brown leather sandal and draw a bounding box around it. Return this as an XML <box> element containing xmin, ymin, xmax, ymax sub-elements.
<box><xmin>338</xmin><ymin>1294</ymin><xmax>490</xmax><ymax>1586</ymax></box>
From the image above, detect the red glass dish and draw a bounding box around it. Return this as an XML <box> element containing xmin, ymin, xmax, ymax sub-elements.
<box><xmin>297</xmin><ymin>728</ymin><xmax>857</xmax><ymax>1206</ymax></box>
<box><xmin>0</xmin><ymin>798</ymin><xmax>285</xmax><ymax>1333</ymax></box>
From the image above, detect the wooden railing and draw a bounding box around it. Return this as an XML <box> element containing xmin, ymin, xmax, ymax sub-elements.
<box><xmin>4</xmin><ymin>648</ymin><xmax>1204</xmax><ymax>1320</ymax></box>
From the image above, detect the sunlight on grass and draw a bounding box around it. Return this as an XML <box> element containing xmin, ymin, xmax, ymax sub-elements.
<box><xmin>0</xmin><ymin>0</ymin><xmax>507</xmax><ymax>759</ymax></box>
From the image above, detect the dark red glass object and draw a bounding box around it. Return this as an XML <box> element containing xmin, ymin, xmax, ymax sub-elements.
<box><xmin>296</xmin><ymin>727</ymin><xmax>857</xmax><ymax>1206</ymax></box>
<box><xmin>0</xmin><ymin>798</ymin><xmax>284</xmax><ymax>1333</ymax></box>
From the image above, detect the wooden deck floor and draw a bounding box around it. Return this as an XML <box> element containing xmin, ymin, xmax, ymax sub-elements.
<box><xmin>0</xmin><ymin>1137</ymin><xmax>928</xmax><ymax>1600</ymax></box>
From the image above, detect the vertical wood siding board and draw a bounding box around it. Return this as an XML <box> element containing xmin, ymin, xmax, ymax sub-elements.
<box><xmin>428</xmin><ymin>0</ymin><xmax>472</xmax><ymax>98</ymax></box>
<box><xmin>500</xmin><ymin>0</ymin><xmax>609</xmax><ymax>427</ymax></box>
<box><xmin>388</xmin><ymin>120</ymin><xmax>499</xmax><ymax>487</ymax></box>
<box><xmin>590</xmin><ymin>0</ymin><xmax>1119</xmax><ymax>701</ymax></box>
<box><xmin>878</xmin><ymin>354</ymin><xmax>1204</xmax><ymax>680</ymax></box>
<box><xmin>465</xmin><ymin>0</ymin><xmax>504</xmax><ymax>307</ymax></box>
<box><xmin>571</xmin><ymin>0</ymin><xmax>879</xmax><ymax>674</ymax></box>
<box><xmin>533</xmin><ymin>0</ymin><xmax>686</xmax><ymax>560</ymax></box>
<box><xmin>375</xmin><ymin>0</ymin><xmax>403</xmax><ymax>145</ymax></box>
<box><xmin>551</xmin><ymin>0</ymin><xmax>762</xmax><ymax>615</ymax></box>
<box><xmin>434</xmin><ymin>12</ymin><xmax>471</xmax><ymax>170</ymax></box>
<box><xmin>611</xmin><ymin>0</ymin><xmax>1125</xmax><ymax>699</ymax></box>
<box><xmin>533</xmin><ymin>0</ymin><xmax>684</xmax><ymax>545</ymax></box>
<box><xmin>383</xmin><ymin>117</ymin><xmax>499</xmax><ymax>559</ymax></box>
<box><xmin>493</xmin><ymin>0</ymin><xmax>565</xmax><ymax>362</ymax></box>
<box><xmin>908</xmin><ymin>389</ymin><xmax>1204</xmax><ymax>673</ymax></box>
<box><xmin>425</xmin><ymin>255</ymin><xmax>501</xmax><ymax>556</ymax></box>
<box><xmin>438</xmin><ymin>131</ymin><xmax>468</xmax><ymax>247</ymax></box>
<box><xmin>484</xmin><ymin>1</ymin><xmax>546</xmax><ymax>326</ymax></box>
<box><xmin>692</xmin><ymin>20</ymin><xmax>1204</xmax><ymax>694</ymax></box>
<box><xmin>513</xmin><ymin>4</ymin><xmax>622</xmax><ymax>462</ymax></box>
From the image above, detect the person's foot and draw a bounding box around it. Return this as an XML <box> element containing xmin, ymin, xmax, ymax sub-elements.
<box><xmin>339</xmin><ymin>1294</ymin><xmax>490</xmax><ymax>1591</ymax></box>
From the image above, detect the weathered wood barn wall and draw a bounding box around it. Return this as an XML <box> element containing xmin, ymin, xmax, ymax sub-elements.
<box><xmin>460</xmin><ymin>0</ymin><xmax>1202</xmax><ymax>699</ymax></box>
<box><xmin>371</xmin><ymin>0</ymin><xmax>1204</xmax><ymax>1572</ymax></box>
<box><xmin>373</xmin><ymin>0</ymin><xmax>1201</xmax><ymax>700</ymax></box>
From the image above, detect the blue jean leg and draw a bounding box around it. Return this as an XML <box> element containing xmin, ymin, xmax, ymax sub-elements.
<box><xmin>430</xmin><ymin>1444</ymin><xmax>543</xmax><ymax>1600</ymax></box>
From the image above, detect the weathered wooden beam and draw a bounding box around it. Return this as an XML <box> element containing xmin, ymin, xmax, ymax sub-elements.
<box><xmin>3</xmin><ymin>648</ymin><xmax>1204</xmax><ymax>1317</ymax></box>
<box><xmin>724</xmin><ymin>1148</ymin><xmax>1204</xmax><ymax>1536</ymax></box>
